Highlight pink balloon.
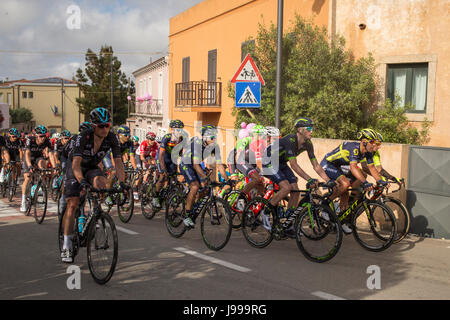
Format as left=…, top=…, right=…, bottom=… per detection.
left=127, top=96, right=132, bottom=101
left=247, top=123, right=256, bottom=131
left=241, top=122, right=247, bottom=129
left=238, top=129, right=249, bottom=139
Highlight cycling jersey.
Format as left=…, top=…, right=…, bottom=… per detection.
left=119, top=139, right=136, bottom=155
left=72, top=129, right=121, bottom=170
left=139, top=140, right=159, bottom=158
left=236, top=137, right=259, bottom=178
left=263, top=134, right=316, bottom=167
left=4, top=137, right=23, bottom=161
left=25, top=136, right=52, bottom=161
left=250, top=139, right=267, bottom=161
left=52, top=139, right=66, bottom=158
left=361, top=150, right=381, bottom=167
left=156, top=133, right=184, bottom=174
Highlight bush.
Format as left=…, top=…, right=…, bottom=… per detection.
left=10, top=107, right=33, bottom=124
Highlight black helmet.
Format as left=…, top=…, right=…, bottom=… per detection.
left=90, top=107, right=111, bottom=124
left=61, top=129, right=71, bottom=138
left=294, top=117, right=314, bottom=128
left=201, top=124, right=217, bottom=137
left=34, top=125, right=48, bottom=135
left=79, top=122, right=92, bottom=132
left=169, top=120, right=184, bottom=129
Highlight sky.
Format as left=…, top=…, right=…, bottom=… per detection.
left=0, top=0, right=204, bottom=82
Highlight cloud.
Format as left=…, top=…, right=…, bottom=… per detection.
left=0, top=0, right=203, bottom=81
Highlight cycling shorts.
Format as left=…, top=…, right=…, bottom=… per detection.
left=263, top=164, right=297, bottom=185
left=179, top=164, right=201, bottom=185
left=64, top=161, right=105, bottom=198
left=156, top=159, right=177, bottom=175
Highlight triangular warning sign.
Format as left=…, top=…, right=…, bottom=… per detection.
left=238, top=85, right=258, bottom=104
left=231, top=54, right=265, bottom=85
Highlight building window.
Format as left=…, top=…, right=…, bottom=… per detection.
left=7, top=93, right=12, bottom=106
left=148, top=76, right=152, bottom=96
left=0, top=93, right=3, bottom=103
left=22, top=91, right=27, bottom=99
left=182, top=57, right=190, bottom=83
left=241, top=40, right=255, bottom=62
left=29, top=92, right=33, bottom=99
left=387, top=63, right=428, bottom=113
left=158, top=72, right=163, bottom=101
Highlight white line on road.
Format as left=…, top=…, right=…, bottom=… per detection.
left=311, top=291, right=346, bottom=300
left=0, top=212, right=24, bottom=217
left=174, top=247, right=251, bottom=273
left=116, top=226, right=139, bottom=235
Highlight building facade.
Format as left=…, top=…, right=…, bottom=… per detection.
left=126, top=56, right=170, bottom=142
left=169, top=0, right=449, bottom=147
left=0, top=77, right=84, bottom=133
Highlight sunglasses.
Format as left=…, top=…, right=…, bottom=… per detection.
left=96, top=123, right=111, bottom=129
left=305, top=127, right=314, bottom=132
left=37, top=135, right=46, bottom=138
left=369, top=140, right=381, bottom=146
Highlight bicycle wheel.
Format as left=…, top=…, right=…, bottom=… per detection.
left=86, top=211, right=118, bottom=285
left=140, top=183, right=157, bottom=219
left=241, top=197, right=275, bottom=248
left=117, top=188, right=134, bottom=223
left=295, top=204, right=343, bottom=263
left=225, top=190, right=247, bottom=229
left=352, top=201, right=397, bottom=252
left=50, top=175, right=60, bottom=202
left=7, top=168, right=16, bottom=202
left=33, top=183, right=47, bottom=224
left=383, top=196, right=411, bottom=243
left=165, top=191, right=187, bottom=238
left=200, top=197, right=233, bottom=251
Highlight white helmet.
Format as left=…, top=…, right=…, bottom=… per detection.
left=52, top=133, right=61, bottom=139
left=264, top=126, right=280, bottom=137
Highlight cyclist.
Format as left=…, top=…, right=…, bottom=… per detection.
left=61, top=108, right=125, bottom=263
left=20, top=125, right=53, bottom=212
left=179, top=124, right=229, bottom=227
left=262, top=117, right=331, bottom=234
left=50, top=129, right=71, bottom=170
left=153, top=120, right=185, bottom=208
left=138, top=131, right=159, bottom=182
left=320, top=128, right=387, bottom=233
left=0, top=128, right=23, bottom=184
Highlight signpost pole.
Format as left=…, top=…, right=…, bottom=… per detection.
left=275, top=0, right=283, bottom=129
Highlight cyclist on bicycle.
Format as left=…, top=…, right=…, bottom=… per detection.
left=320, top=128, right=387, bottom=232
left=0, top=128, right=23, bottom=184
left=61, top=107, right=126, bottom=263
left=138, top=131, right=159, bottom=182
left=153, top=120, right=185, bottom=208
left=21, top=125, right=53, bottom=212
left=179, top=124, right=229, bottom=227
left=262, top=117, right=331, bottom=230
left=50, top=129, right=71, bottom=170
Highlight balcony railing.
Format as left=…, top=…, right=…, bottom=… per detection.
left=131, top=99, right=163, bottom=116
left=175, top=81, right=222, bottom=107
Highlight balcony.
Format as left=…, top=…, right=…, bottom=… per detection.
left=175, top=81, right=222, bottom=112
left=131, top=99, right=163, bottom=118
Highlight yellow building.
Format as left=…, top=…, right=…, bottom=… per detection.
left=0, top=77, right=84, bottom=133
left=169, top=0, right=329, bottom=137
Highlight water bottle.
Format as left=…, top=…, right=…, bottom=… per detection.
left=277, top=206, right=285, bottom=218
left=78, top=215, right=86, bottom=233
left=31, top=184, right=37, bottom=198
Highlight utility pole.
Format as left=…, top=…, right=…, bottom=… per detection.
left=61, top=79, right=65, bottom=131
left=127, top=76, right=130, bottom=118
left=275, top=0, right=283, bottom=129
left=111, top=56, right=114, bottom=126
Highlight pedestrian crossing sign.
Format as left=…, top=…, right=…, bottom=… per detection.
left=235, top=82, right=261, bottom=108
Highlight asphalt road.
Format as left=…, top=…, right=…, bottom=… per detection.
left=0, top=194, right=449, bottom=301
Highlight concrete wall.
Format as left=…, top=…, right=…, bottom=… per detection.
left=332, top=0, right=450, bottom=147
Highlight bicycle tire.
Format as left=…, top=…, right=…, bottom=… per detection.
left=86, top=211, right=118, bottom=285
left=295, top=203, right=343, bottom=263
left=384, top=196, right=411, bottom=243
left=7, top=167, right=16, bottom=202
left=33, top=182, right=47, bottom=224
left=352, top=201, right=397, bottom=252
left=24, top=182, right=33, bottom=216
left=241, top=197, right=275, bottom=249
left=117, top=187, right=134, bottom=223
left=200, top=197, right=233, bottom=251
left=140, top=183, right=157, bottom=220
left=224, top=190, right=247, bottom=229
left=165, top=191, right=187, bottom=238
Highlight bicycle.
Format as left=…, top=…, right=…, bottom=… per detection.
left=58, top=185, right=120, bottom=285
left=0, top=161, right=20, bottom=202
left=24, top=167, right=52, bottom=224
left=165, top=178, right=234, bottom=251
left=102, top=175, right=135, bottom=224
left=325, top=184, right=397, bottom=252
left=242, top=183, right=342, bottom=263
left=50, top=166, right=64, bottom=202
left=376, top=178, right=410, bottom=243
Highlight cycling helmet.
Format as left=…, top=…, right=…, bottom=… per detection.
left=79, top=121, right=92, bottom=132
left=169, top=120, right=184, bottom=129
left=357, top=128, right=378, bottom=141
left=264, top=126, right=280, bottom=137
left=117, top=125, right=131, bottom=135
left=146, top=131, right=156, bottom=140
left=61, top=129, right=71, bottom=138
left=90, top=107, right=111, bottom=124
left=53, top=133, right=61, bottom=139
left=34, top=125, right=48, bottom=135
left=201, top=124, right=217, bottom=137
left=377, top=132, right=384, bottom=142
left=251, top=124, right=265, bottom=135
left=8, top=128, right=19, bottom=137
left=131, top=135, right=139, bottom=143
left=294, top=117, right=314, bottom=128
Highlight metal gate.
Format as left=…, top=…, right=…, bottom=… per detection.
left=407, top=146, right=450, bottom=239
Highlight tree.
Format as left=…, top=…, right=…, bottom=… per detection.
left=75, top=45, right=135, bottom=125
left=10, top=107, right=33, bottom=124
left=229, top=14, right=429, bottom=144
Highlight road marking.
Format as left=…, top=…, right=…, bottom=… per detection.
left=0, top=212, right=24, bottom=217
left=116, top=226, right=139, bottom=235
left=311, top=291, right=346, bottom=300
left=174, top=247, right=251, bottom=273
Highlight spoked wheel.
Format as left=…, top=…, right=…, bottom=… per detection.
left=33, top=183, right=48, bottom=224
left=382, top=196, right=411, bottom=243
left=352, top=201, right=397, bottom=252
left=7, top=168, right=18, bottom=202
left=200, top=198, right=233, bottom=251
left=241, top=197, right=275, bottom=248
left=165, top=191, right=187, bottom=238
left=224, top=191, right=247, bottom=229
left=295, top=204, right=343, bottom=263
left=86, top=211, right=118, bottom=285
left=140, top=183, right=157, bottom=220
left=117, top=187, right=134, bottom=223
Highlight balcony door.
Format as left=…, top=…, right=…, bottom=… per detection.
left=207, top=49, right=217, bottom=105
